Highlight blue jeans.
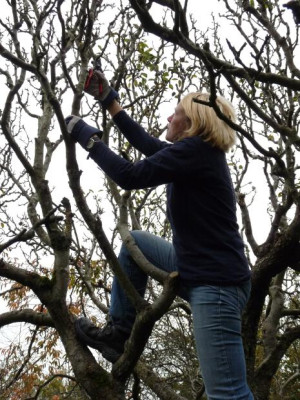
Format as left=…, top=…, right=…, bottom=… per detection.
left=110, top=231, right=253, bottom=400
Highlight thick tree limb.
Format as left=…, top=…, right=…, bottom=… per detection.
left=0, top=259, right=53, bottom=299
left=0, top=309, right=54, bottom=328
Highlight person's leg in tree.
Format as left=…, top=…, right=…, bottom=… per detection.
left=75, top=230, right=177, bottom=362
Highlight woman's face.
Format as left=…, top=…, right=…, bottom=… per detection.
left=166, top=104, right=190, bottom=142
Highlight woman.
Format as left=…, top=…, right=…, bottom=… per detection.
left=66, top=70, right=253, bottom=399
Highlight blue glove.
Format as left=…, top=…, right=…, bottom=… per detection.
left=84, top=70, right=118, bottom=109
left=65, top=115, right=103, bottom=149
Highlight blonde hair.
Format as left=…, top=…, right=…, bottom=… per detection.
left=180, top=92, right=236, bottom=152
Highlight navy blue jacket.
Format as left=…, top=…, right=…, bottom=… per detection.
left=87, top=110, right=251, bottom=286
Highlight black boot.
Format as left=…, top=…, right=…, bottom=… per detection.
left=75, top=317, right=130, bottom=363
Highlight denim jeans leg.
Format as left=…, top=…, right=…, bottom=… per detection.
left=187, top=281, right=253, bottom=400
left=110, top=230, right=177, bottom=330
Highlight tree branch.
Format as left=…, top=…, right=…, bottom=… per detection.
left=134, top=360, right=188, bottom=400
left=0, top=309, right=54, bottom=328
left=255, top=325, right=300, bottom=383
left=0, top=259, right=53, bottom=300
left=112, top=271, right=179, bottom=382
left=128, top=0, right=300, bottom=90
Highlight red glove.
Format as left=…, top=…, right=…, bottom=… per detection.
left=84, top=69, right=103, bottom=94
left=84, top=70, right=118, bottom=109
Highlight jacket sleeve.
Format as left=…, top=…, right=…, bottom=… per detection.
left=89, top=136, right=204, bottom=190
left=113, top=110, right=169, bottom=156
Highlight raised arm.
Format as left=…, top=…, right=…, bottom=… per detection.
left=84, top=70, right=168, bottom=156
left=65, top=114, right=204, bottom=191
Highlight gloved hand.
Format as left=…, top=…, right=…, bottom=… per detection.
left=65, top=115, right=103, bottom=149
left=84, top=69, right=118, bottom=109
